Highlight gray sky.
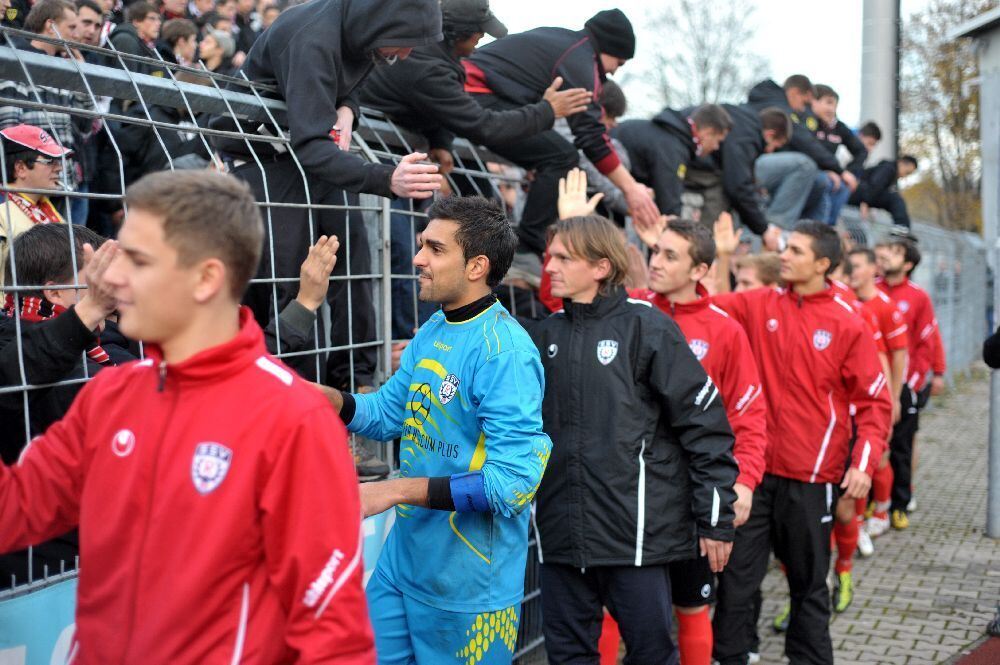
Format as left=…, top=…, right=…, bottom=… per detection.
left=487, top=0, right=931, bottom=127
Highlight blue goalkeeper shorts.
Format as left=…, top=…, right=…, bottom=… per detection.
left=367, top=566, right=520, bottom=665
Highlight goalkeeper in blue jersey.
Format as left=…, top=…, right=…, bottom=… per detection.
left=318, top=196, right=552, bottom=665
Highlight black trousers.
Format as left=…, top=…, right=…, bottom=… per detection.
left=889, top=385, right=928, bottom=511
left=234, top=157, right=377, bottom=388
left=713, top=474, right=836, bottom=665
left=871, top=191, right=911, bottom=227
left=472, top=94, right=580, bottom=256
left=541, top=563, right=678, bottom=665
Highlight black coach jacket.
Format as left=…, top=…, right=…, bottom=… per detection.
left=611, top=108, right=694, bottom=217
left=530, top=287, right=738, bottom=568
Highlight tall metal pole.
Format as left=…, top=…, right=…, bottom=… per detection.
left=980, top=34, right=1000, bottom=539
left=860, top=0, right=901, bottom=161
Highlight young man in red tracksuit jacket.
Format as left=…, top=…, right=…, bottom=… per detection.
left=710, top=221, right=892, bottom=665
left=849, top=248, right=908, bottom=539
left=0, top=171, right=374, bottom=664
left=630, top=219, right=767, bottom=665
left=875, top=236, right=944, bottom=528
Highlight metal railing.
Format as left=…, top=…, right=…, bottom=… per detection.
left=0, top=25, right=544, bottom=662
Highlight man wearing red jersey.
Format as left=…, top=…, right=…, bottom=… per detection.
left=850, top=248, right=908, bottom=537
left=0, top=171, right=373, bottom=664
left=629, top=218, right=767, bottom=665
left=710, top=220, right=892, bottom=665
left=875, top=236, right=944, bottom=529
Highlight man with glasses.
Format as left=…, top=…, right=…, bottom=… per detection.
left=1, top=125, right=69, bottom=286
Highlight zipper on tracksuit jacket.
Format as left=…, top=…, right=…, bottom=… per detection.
left=121, top=361, right=181, bottom=663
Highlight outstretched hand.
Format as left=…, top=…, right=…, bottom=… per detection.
left=391, top=153, right=442, bottom=199
left=557, top=167, right=604, bottom=220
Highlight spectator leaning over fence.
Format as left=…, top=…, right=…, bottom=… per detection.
left=627, top=215, right=767, bottom=665
left=464, top=8, right=661, bottom=270
left=612, top=104, right=733, bottom=218
left=851, top=155, right=917, bottom=228
left=710, top=221, right=892, bottom=665
left=0, top=0, right=95, bottom=224
left=1, top=125, right=69, bottom=286
left=531, top=209, right=737, bottom=665
left=359, top=0, right=590, bottom=184
left=316, top=196, right=552, bottom=665
left=0, top=170, right=375, bottom=663
left=875, top=235, right=944, bottom=529
left=745, top=75, right=831, bottom=229
left=225, top=0, right=444, bottom=393
left=688, top=104, right=796, bottom=250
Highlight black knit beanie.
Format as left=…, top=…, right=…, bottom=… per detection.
left=584, top=9, right=635, bottom=60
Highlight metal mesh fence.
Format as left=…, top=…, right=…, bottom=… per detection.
left=0, top=24, right=990, bottom=663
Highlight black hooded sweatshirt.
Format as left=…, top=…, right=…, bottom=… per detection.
left=612, top=108, right=694, bottom=216
left=467, top=27, right=620, bottom=174
left=359, top=40, right=555, bottom=151
left=236, top=0, right=442, bottom=196
left=746, top=79, right=841, bottom=173
left=712, top=103, right=770, bottom=235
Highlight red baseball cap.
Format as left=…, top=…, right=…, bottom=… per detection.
left=0, top=124, right=72, bottom=157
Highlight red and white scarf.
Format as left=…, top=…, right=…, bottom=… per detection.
left=1, top=191, right=63, bottom=226
left=3, top=294, right=111, bottom=365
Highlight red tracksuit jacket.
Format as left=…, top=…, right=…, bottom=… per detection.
left=0, top=308, right=374, bottom=664
left=877, top=277, right=942, bottom=391
left=860, top=289, right=908, bottom=356
left=712, top=286, right=892, bottom=484
left=631, top=285, right=768, bottom=491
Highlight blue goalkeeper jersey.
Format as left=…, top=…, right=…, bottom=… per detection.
left=349, top=299, right=551, bottom=612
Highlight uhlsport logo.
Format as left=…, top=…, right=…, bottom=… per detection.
left=813, top=329, right=833, bottom=351
left=767, top=318, right=779, bottom=332
left=191, top=443, right=233, bottom=494
left=596, top=340, right=619, bottom=366
left=689, top=339, right=710, bottom=361
left=547, top=343, right=558, bottom=358
left=111, top=429, right=136, bottom=457
left=438, top=373, right=460, bottom=405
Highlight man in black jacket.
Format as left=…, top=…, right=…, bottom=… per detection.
left=108, top=1, right=166, bottom=75
left=747, top=75, right=855, bottom=228
left=532, top=214, right=738, bottom=664
left=359, top=0, right=590, bottom=178
left=227, top=0, right=444, bottom=390
left=465, top=9, right=660, bottom=262
left=613, top=103, right=732, bottom=217
left=0, top=226, right=128, bottom=590
left=850, top=155, right=917, bottom=227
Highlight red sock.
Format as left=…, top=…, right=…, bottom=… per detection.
left=676, top=607, right=713, bottom=665
left=855, top=497, right=867, bottom=517
left=597, top=611, right=620, bottom=665
left=834, top=519, right=858, bottom=574
left=873, top=464, right=893, bottom=506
